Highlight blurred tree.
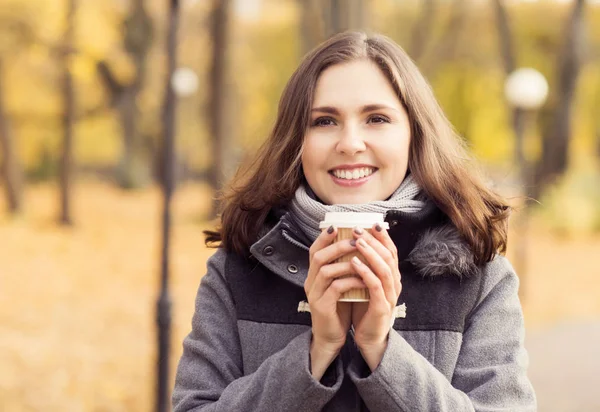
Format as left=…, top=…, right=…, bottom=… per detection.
left=328, top=0, right=366, bottom=34
left=97, top=0, right=153, bottom=189
left=300, top=0, right=326, bottom=55
left=423, top=0, right=472, bottom=142
left=59, top=0, right=76, bottom=225
left=595, top=85, right=600, bottom=160
left=494, top=0, right=587, bottom=200
left=534, top=0, right=586, bottom=198
left=0, top=4, right=36, bottom=214
left=207, top=0, right=231, bottom=218
left=421, top=0, right=467, bottom=77
left=596, top=129, right=600, bottom=162
left=299, top=0, right=366, bottom=54
left=0, top=58, right=23, bottom=214
left=493, top=0, right=527, bottom=190
left=409, top=0, right=436, bottom=63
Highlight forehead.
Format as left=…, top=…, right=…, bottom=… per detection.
left=312, top=59, right=402, bottom=110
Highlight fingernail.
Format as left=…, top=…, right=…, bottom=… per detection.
left=352, top=256, right=362, bottom=265
left=353, top=227, right=363, bottom=235
left=327, top=225, right=334, bottom=234
left=350, top=239, right=356, bottom=247
left=375, top=223, right=382, bottom=232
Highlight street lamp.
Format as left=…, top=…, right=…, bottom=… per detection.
left=156, top=65, right=198, bottom=412
left=505, top=68, right=549, bottom=111
left=504, top=68, right=548, bottom=296
left=155, top=1, right=181, bottom=412
left=171, top=67, right=199, bottom=97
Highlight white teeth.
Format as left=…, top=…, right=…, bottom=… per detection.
left=332, top=167, right=375, bottom=180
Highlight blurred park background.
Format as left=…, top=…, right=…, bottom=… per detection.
left=1, top=0, right=599, bottom=411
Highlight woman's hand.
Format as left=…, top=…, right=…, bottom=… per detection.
left=350, top=224, right=402, bottom=371
left=304, top=226, right=366, bottom=379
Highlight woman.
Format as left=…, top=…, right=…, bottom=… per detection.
left=172, top=31, right=537, bottom=411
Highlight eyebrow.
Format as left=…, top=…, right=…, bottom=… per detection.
left=311, top=104, right=400, bottom=115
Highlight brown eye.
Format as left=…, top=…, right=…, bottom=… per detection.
left=312, top=117, right=336, bottom=127
left=368, top=115, right=390, bottom=124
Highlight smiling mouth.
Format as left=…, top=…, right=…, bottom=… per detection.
left=328, top=167, right=378, bottom=180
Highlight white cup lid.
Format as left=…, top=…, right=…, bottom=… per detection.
left=318, top=212, right=390, bottom=229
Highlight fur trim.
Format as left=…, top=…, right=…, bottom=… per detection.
left=407, top=225, right=478, bottom=279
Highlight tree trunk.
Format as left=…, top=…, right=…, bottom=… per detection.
left=493, top=0, right=527, bottom=194
left=208, top=0, right=231, bottom=219
left=59, top=0, right=76, bottom=226
left=299, top=0, right=366, bottom=56
left=329, top=0, right=366, bottom=34
left=0, top=58, right=23, bottom=214
left=493, top=0, right=532, bottom=297
left=594, top=81, right=600, bottom=160
left=116, top=0, right=153, bottom=189
left=596, top=128, right=600, bottom=161
left=421, top=0, right=467, bottom=77
left=409, top=0, right=436, bottom=63
left=299, top=0, right=327, bottom=55
left=533, top=0, right=585, bottom=198
left=493, top=0, right=515, bottom=74
left=116, top=87, right=143, bottom=188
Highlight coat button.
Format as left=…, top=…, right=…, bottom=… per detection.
left=287, top=264, right=298, bottom=274
left=263, top=245, right=274, bottom=256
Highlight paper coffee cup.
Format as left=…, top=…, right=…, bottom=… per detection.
left=319, top=212, right=389, bottom=302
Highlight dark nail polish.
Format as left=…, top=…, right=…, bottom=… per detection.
left=327, top=225, right=334, bottom=234
left=353, top=227, right=363, bottom=235
left=375, top=223, right=382, bottom=232
left=350, top=239, right=357, bottom=247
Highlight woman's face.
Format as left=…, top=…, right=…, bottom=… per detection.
left=301, top=59, right=412, bottom=205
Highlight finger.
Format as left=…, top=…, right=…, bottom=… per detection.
left=352, top=226, right=392, bottom=263
left=360, top=225, right=401, bottom=295
left=371, top=223, right=402, bottom=295
left=308, top=239, right=358, bottom=290
left=310, top=225, right=337, bottom=260
left=309, top=262, right=357, bottom=300
left=371, top=223, right=398, bottom=259
left=318, top=276, right=367, bottom=307
left=354, top=237, right=396, bottom=304
left=351, top=256, right=390, bottom=314
left=306, top=226, right=338, bottom=290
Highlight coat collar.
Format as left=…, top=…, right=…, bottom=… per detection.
left=250, top=219, right=308, bottom=288
left=249, top=201, right=479, bottom=288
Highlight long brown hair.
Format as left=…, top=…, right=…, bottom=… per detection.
left=205, top=31, right=510, bottom=266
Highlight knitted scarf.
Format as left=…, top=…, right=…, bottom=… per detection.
left=288, top=174, right=426, bottom=243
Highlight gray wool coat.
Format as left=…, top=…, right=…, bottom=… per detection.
left=172, top=202, right=537, bottom=411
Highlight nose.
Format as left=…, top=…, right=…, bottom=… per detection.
left=335, top=124, right=366, bottom=156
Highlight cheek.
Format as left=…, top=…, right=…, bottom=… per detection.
left=377, top=135, right=410, bottom=163
left=376, top=136, right=410, bottom=181
left=301, top=134, right=323, bottom=169
left=300, top=143, right=311, bottom=171
left=300, top=141, right=317, bottom=184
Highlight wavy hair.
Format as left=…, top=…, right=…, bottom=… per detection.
left=205, top=31, right=510, bottom=266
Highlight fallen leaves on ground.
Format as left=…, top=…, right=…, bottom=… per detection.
left=1, top=180, right=598, bottom=411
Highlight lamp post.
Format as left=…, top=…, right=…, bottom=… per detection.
left=155, top=1, right=182, bottom=412
left=155, top=64, right=198, bottom=412
left=504, top=68, right=548, bottom=296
